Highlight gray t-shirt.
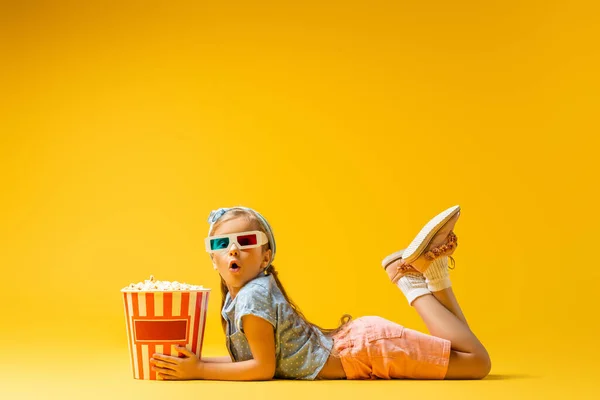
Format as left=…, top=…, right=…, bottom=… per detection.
left=222, top=274, right=334, bottom=380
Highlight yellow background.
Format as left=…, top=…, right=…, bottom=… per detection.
left=1, top=1, right=599, bottom=398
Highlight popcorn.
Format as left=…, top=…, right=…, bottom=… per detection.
left=122, top=276, right=205, bottom=292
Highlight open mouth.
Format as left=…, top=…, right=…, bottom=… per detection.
left=229, top=262, right=241, bottom=272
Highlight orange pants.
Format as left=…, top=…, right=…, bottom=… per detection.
left=331, top=316, right=451, bottom=380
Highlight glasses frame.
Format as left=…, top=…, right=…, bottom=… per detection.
left=204, top=230, right=269, bottom=253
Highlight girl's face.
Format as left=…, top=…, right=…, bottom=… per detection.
left=210, top=216, right=272, bottom=299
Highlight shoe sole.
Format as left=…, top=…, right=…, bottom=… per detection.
left=381, top=249, right=405, bottom=269
left=401, top=205, right=461, bottom=265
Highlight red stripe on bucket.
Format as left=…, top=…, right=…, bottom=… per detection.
left=181, top=292, right=189, bottom=317
left=149, top=343, right=156, bottom=380
left=132, top=293, right=144, bottom=379
left=191, top=293, right=202, bottom=354
left=181, top=293, right=190, bottom=346
left=146, top=293, right=154, bottom=317
left=131, top=292, right=139, bottom=317
left=199, top=292, right=209, bottom=355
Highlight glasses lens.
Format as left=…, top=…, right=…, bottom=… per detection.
left=210, top=237, right=230, bottom=250
left=236, top=233, right=258, bottom=247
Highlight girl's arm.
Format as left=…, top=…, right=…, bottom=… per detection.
left=201, top=356, right=232, bottom=363
left=199, top=314, right=276, bottom=381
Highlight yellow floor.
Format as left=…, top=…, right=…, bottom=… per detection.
left=2, top=345, right=598, bottom=400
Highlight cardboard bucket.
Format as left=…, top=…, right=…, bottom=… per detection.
left=121, top=288, right=211, bottom=380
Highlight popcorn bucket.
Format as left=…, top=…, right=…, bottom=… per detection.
left=121, top=285, right=211, bottom=380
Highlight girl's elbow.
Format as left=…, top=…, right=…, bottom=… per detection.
left=249, top=359, right=275, bottom=380
left=258, top=363, right=276, bottom=380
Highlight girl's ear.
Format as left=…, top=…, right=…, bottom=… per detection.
left=262, top=249, right=272, bottom=267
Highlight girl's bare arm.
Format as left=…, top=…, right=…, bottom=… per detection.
left=201, top=356, right=232, bottom=363
left=199, top=315, right=276, bottom=381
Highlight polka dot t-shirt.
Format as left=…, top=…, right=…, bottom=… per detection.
left=221, top=274, right=334, bottom=380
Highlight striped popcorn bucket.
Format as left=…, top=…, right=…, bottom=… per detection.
left=121, top=288, right=211, bottom=380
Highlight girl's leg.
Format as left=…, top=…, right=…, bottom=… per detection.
left=422, top=257, right=469, bottom=326
left=412, top=293, right=490, bottom=379
left=394, top=257, right=470, bottom=326
left=431, top=287, right=469, bottom=327
left=394, top=256, right=490, bottom=379
left=387, top=206, right=490, bottom=378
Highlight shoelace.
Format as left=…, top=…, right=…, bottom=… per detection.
left=424, top=231, right=458, bottom=261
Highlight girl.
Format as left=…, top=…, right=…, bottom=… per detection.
left=150, top=205, right=491, bottom=381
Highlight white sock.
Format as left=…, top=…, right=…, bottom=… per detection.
left=423, top=256, right=452, bottom=292
left=396, top=273, right=431, bottom=306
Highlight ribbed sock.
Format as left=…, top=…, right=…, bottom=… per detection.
left=396, top=273, right=431, bottom=305
left=423, top=256, right=452, bottom=292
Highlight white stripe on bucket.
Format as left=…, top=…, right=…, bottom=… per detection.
left=123, top=294, right=133, bottom=378
left=154, top=292, right=163, bottom=317
left=127, top=292, right=139, bottom=379
left=142, top=344, right=149, bottom=379
left=172, top=292, right=181, bottom=316
left=188, top=291, right=197, bottom=350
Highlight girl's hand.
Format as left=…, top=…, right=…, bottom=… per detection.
left=150, top=345, right=204, bottom=380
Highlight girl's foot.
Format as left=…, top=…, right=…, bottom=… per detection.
left=383, top=256, right=423, bottom=284
left=402, top=205, right=460, bottom=273
left=382, top=251, right=432, bottom=305
left=388, top=205, right=460, bottom=276
left=382, top=249, right=405, bottom=283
